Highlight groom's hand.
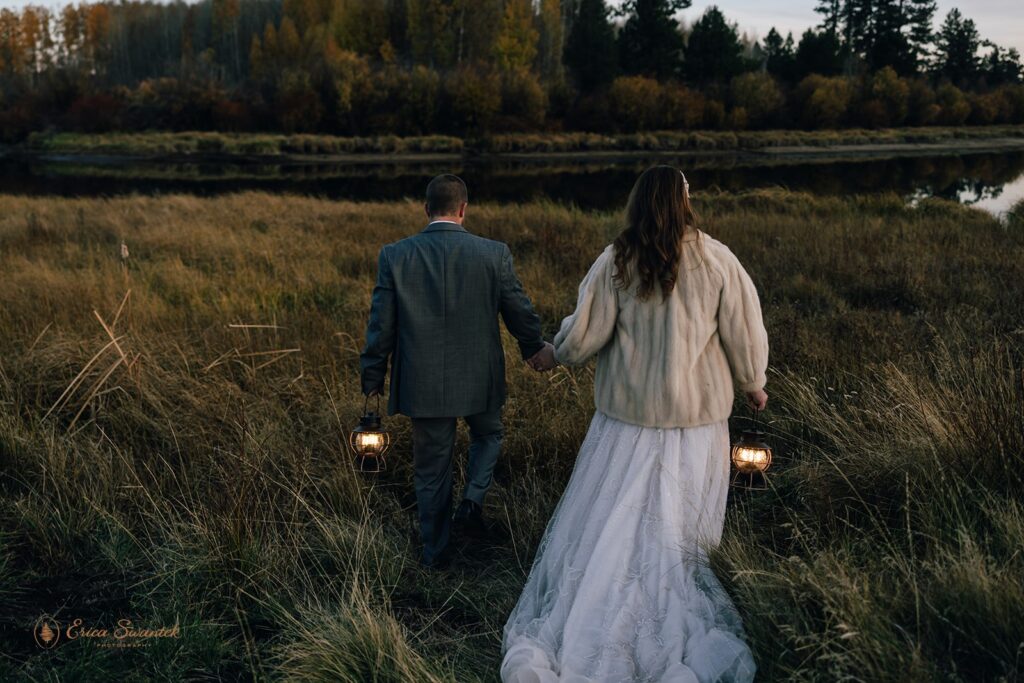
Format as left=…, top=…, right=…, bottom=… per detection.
left=365, top=387, right=383, bottom=398
left=526, top=342, right=557, bottom=372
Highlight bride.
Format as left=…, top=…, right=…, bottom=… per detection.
left=501, top=165, right=768, bottom=683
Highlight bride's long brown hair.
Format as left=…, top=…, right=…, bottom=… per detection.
left=612, top=165, right=701, bottom=301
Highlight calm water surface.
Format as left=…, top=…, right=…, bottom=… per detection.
left=2, top=149, right=1022, bottom=218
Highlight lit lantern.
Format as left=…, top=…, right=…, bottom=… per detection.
left=731, top=409, right=773, bottom=489
left=349, top=396, right=391, bottom=473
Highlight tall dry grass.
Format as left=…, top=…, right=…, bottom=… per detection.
left=0, top=190, right=1021, bottom=680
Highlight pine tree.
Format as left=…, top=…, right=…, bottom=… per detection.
left=837, top=0, right=936, bottom=75
left=684, top=6, right=746, bottom=85
left=793, top=28, right=843, bottom=79
left=763, top=27, right=796, bottom=81
left=840, top=0, right=872, bottom=55
left=906, top=0, right=937, bottom=71
left=983, top=43, right=1023, bottom=86
left=813, top=0, right=841, bottom=36
left=563, top=0, right=617, bottom=91
left=935, top=9, right=980, bottom=86
left=863, top=0, right=916, bottom=74
left=617, top=0, right=689, bottom=80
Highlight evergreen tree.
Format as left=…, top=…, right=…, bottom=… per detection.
left=863, top=0, right=916, bottom=74
left=935, top=9, right=980, bottom=86
left=835, top=0, right=936, bottom=75
left=814, top=0, right=841, bottom=36
left=763, top=27, right=783, bottom=58
left=793, top=28, right=843, bottom=79
left=839, top=0, right=872, bottom=56
left=763, top=27, right=796, bottom=81
left=905, top=0, right=937, bottom=71
left=617, top=0, right=689, bottom=80
left=563, top=0, right=618, bottom=91
left=684, top=6, right=746, bottom=84
left=983, top=43, right=1023, bottom=85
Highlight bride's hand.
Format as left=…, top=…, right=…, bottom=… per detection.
left=527, top=342, right=557, bottom=372
left=745, top=389, right=767, bottom=412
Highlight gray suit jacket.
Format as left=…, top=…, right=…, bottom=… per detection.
left=359, top=220, right=545, bottom=418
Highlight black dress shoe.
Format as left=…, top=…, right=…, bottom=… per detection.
left=419, top=546, right=452, bottom=570
left=454, top=499, right=513, bottom=545
left=453, top=499, right=488, bottom=539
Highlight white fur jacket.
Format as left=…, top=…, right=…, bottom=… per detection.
left=553, top=230, right=769, bottom=428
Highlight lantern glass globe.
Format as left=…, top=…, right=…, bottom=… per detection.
left=354, top=431, right=384, bottom=453
left=731, top=444, right=771, bottom=473
left=349, top=402, right=391, bottom=473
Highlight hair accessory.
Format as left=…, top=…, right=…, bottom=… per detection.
left=679, top=169, right=690, bottom=198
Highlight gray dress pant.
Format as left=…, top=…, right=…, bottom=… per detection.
left=410, top=407, right=503, bottom=564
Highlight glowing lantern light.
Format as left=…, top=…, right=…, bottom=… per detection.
left=349, top=396, right=391, bottom=473
left=731, top=408, right=773, bottom=489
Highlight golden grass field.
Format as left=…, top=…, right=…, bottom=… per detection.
left=0, top=189, right=1022, bottom=681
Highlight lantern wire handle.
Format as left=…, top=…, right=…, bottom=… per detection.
left=363, top=393, right=382, bottom=415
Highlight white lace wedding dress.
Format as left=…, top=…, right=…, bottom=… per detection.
left=501, top=410, right=757, bottom=683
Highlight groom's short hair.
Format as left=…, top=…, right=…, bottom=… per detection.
left=426, top=174, right=468, bottom=217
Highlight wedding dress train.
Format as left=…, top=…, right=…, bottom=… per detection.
left=501, top=411, right=757, bottom=683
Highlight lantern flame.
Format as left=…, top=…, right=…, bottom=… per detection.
left=734, top=446, right=770, bottom=467
left=355, top=432, right=384, bottom=453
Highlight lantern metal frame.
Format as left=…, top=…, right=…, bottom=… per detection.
left=349, top=394, right=391, bottom=473
left=730, top=407, right=773, bottom=490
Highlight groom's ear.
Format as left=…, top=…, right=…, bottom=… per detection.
left=458, top=201, right=467, bottom=218
left=424, top=202, right=431, bottom=220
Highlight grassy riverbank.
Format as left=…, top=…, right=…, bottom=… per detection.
left=18, top=124, right=1024, bottom=158
left=1, top=191, right=1022, bottom=681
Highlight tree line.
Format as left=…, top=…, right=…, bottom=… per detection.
left=0, top=0, right=1021, bottom=141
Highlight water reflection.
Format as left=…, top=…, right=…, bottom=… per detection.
left=1, top=150, right=1022, bottom=216
left=967, top=174, right=1024, bottom=216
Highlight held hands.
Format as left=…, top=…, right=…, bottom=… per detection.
left=745, top=388, right=768, bottom=412
left=526, top=342, right=558, bottom=372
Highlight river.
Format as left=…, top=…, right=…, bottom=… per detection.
left=2, top=148, right=1022, bottom=218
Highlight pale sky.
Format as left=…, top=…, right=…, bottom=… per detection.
left=663, top=0, right=1024, bottom=54
left=0, top=0, right=1021, bottom=54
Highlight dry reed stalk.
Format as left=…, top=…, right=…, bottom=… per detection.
left=234, top=348, right=302, bottom=358
left=246, top=348, right=301, bottom=372
left=44, top=290, right=140, bottom=429
left=27, top=322, right=52, bottom=355
left=95, top=301, right=141, bottom=383
left=68, top=353, right=125, bottom=430
left=0, top=359, right=10, bottom=400
left=202, top=348, right=239, bottom=372
left=43, top=336, right=124, bottom=420
left=109, top=289, right=131, bottom=329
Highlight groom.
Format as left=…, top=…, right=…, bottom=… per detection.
left=359, top=174, right=555, bottom=569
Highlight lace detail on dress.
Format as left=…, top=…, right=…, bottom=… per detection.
left=501, top=411, right=756, bottom=683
